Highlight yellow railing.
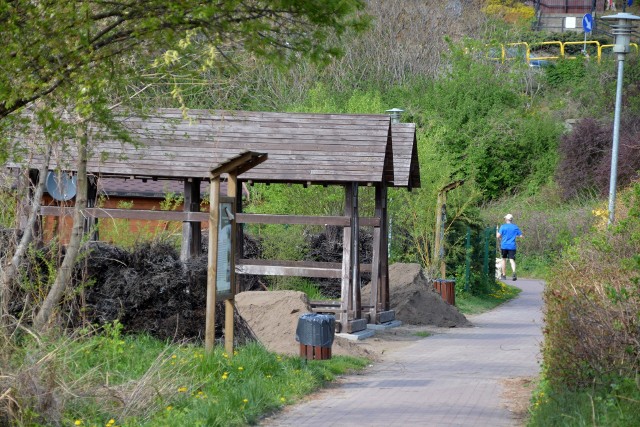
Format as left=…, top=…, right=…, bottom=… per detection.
left=600, top=43, right=639, bottom=57
left=488, top=40, right=639, bottom=66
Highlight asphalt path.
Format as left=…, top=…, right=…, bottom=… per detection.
left=260, top=278, right=544, bottom=427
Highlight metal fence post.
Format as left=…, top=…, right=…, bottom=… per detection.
left=465, top=226, right=471, bottom=291
left=483, top=227, right=490, bottom=278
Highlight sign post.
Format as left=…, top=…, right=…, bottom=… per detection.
left=582, top=13, right=593, bottom=54
left=205, top=151, right=267, bottom=354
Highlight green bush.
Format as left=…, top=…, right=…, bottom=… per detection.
left=542, top=182, right=640, bottom=390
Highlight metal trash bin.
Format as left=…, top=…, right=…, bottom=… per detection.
left=433, top=279, right=456, bottom=306
left=296, top=313, right=335, bottom=360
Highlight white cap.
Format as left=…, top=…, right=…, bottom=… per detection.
left=504, top=213, right=513, bottom=220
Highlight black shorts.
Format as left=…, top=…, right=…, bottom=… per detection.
left=501, top=249, right=516, bottom=260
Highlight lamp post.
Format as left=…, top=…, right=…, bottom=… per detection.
left=602, top=13, right=640, bottom=225
left=385, top=107, right=404, bottom=124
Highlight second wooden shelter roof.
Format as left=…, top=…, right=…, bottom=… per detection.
left=94, top=109, right=395, bottom=185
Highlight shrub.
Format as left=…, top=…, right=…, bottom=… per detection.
left=542, top=181, right=640, bottom=389
left=557, top=117, right=640, bottom=201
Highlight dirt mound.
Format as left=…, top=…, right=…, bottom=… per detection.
left=363, top=263, right=471, bottom=328
left=235, top=290, right=376, bottom=360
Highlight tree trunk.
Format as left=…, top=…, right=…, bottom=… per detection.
left=0, top=145, right=52, bottom=330
left=34, top=130, right=88, bottom=331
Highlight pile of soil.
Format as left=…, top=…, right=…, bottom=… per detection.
left=367, top=263, right=472, bottom=328
left=235, top=290, right=376, bottom=359
left=235, top=263, right=470, bottom=359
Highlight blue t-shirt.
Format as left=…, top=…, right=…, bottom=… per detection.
left=499, top=223, right=522, bottom=250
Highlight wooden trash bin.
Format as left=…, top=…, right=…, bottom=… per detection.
left=299, top=343, right=332, bottom=360
left=433, top=279, right=456, bottom=306
left=296, top=313, right=335, bottom=360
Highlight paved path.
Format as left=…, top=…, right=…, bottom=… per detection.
left=261, top=278, right=544, bottom=427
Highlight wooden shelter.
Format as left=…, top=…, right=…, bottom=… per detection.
left=11, top=109, right=420, bottom=334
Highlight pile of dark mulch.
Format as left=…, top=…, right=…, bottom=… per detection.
left=305, top=225, right=373, bottom=298
left=70, top=241, right=255, bottom=344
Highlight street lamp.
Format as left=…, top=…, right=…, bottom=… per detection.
left=602, top=13, right=640, bottom=225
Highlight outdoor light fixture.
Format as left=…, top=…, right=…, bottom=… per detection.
left=601, top=12, right=640, bottom=225
left=385, top=108, right=404, bottom=124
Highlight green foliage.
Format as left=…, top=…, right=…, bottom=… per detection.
left=0, top=188, right=16, bottom=229
left=418, top=43, right=562, bottom=200
left=542, top=181, right=640, bottom=391
left=2, top=329, right=367, bottom=426
left=455, top=282, right=521, bottom=315
left=545, top=58, right=587, bottom=88
left=268, top=277, right=329, bottom=300
left=529, top=377, right=640, bottom=427
left=96, top=193, right=186, bottom=249
left=0, top=0, right=369, bottom=121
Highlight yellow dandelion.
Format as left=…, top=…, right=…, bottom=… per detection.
left=223, top=353, right=229, bottom=358
left=238, top=366, right=244, bottom=371
left=171, top=354, right=177, bottom=359
left=106, top=419, right=115, bottom=427
left=243, top=398, right=249, bottom=403
left=75, top=421, right=83, bottom=426
left=280, top=397, right=286, bottom=403
left=166, top=406, right=173, bottom=411
left=178, top=386, right=188, bottom=393
left=266, top=374, right=272, bottom=378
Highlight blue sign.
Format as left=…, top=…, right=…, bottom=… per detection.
left=630, top=0, right=634, bottom=7
left=582, top=13, right=593, bottom=33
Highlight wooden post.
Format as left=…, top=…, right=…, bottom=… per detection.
left=433, top=181, right=463, bottom=280
left=180, top=178, right=202, bottom=262
left=225, top=174, right=237, bottom=357
left=380, top=183, right=390, bottom=311
left=234, top=180, right=244, bottom=293
left=205, top=176, right=220, bottom=352
left=369, top=184, right=382, bottom=321
left=437, top=198, right=446, bottom=279
left=85, top=175, right=98, bottom=240
left=350, top=183, right=361, bottom=319
left=340, top=184, right=353, bottom=331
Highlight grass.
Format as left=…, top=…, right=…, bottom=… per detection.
left=518, top=254, right=553, bottom=280
left=455, top=282, right=522, bottom=315
left=2, top=322, right=369, bottom=427
left=413, top=331, right=431, bottom=338
left=529, top=377, right=640, bottom=427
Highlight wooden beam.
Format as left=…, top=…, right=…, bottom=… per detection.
left=237, top=260, right=340, bottom=278
left=40, top=206, right=209, bottom=222
left=236, top=213, right=380, bottom=227
left=40, top=206, right=380, bottom=227
left=210, top=151, right=268, bottom=178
